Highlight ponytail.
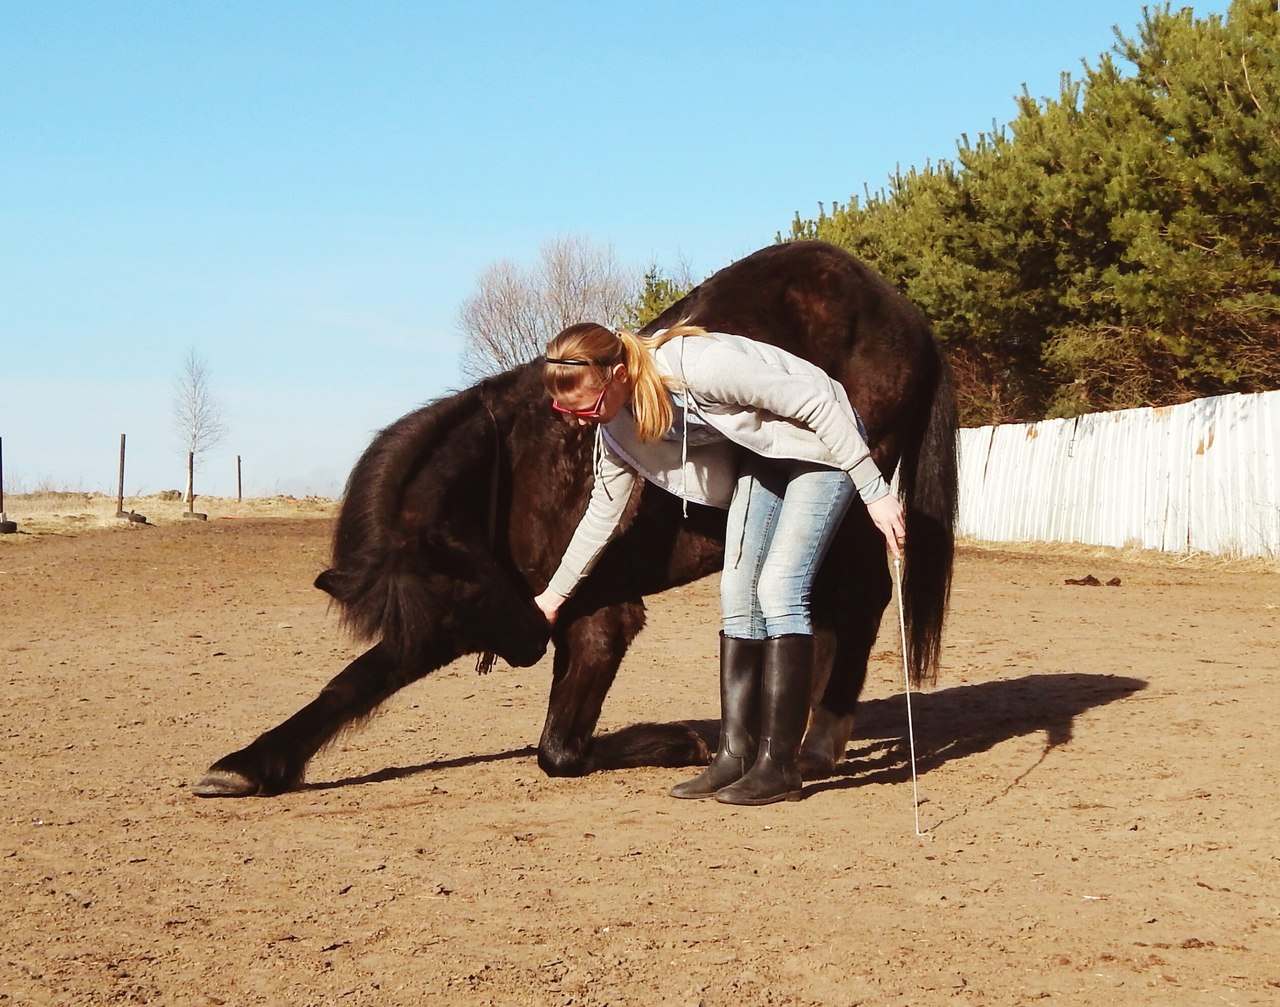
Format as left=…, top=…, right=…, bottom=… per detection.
left=544, top=321, right=710, bottom=442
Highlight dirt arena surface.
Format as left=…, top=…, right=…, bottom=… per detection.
left=2, top=516, right=1277, bottom=1006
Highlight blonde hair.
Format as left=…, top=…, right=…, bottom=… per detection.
left=544, top=322, right=708, bottom=441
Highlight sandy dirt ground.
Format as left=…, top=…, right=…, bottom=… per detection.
left=1, top=515, right=1277, bottom=1006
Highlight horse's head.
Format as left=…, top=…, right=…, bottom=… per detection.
left=414, top=526, right=550, bottom=669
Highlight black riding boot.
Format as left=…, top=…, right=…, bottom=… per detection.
left=715, top=634, right=813, bottom=806
left=669, top=634, right=763, bottom=799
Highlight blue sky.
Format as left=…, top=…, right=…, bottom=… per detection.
left=1, top=0, right=1229, bottom=499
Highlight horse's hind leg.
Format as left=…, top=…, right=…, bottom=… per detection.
left=194, top=643, right=414, bottom=797
left=800, top=516, right=892, bottom=777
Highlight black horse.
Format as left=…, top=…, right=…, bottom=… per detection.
left=195, top=240, right=957, bottom=797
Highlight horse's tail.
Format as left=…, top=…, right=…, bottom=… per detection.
left=898, top=340, right=958, bottom=687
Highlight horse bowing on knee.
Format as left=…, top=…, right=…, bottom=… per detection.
left=194, top=240, right=957, bottom=798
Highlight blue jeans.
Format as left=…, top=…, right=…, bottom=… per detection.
left=720, top=456, right=855, bottom=639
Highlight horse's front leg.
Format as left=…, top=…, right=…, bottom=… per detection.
left=536, top=599, right=712, bottom=777
left=536, top=602, right=640, bottom=777
left=194, top=642, right=421, bottom=797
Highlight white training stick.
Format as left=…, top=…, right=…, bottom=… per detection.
left=893, top=555, right=925, bottom=837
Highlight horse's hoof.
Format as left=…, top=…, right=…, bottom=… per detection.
left=798, top=751, right=837, bottom=780
left=191, top=768, right=263, bottom=798
left=800, top=708, right=854, bottom=779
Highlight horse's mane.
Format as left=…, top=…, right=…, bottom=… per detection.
left=333, top=386, right=481, bottom=565
left=318, top=362, right=551, bottom=653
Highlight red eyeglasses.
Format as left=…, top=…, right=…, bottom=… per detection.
left=551, top=372, right=614, bottom=419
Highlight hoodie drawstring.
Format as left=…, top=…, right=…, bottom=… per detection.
left=732, top=476, right=751, bottom=569
left=680, top=391, right=689, bottom=518
left=679, top=339, right=689, bottom=517
left=593, top=424, right=611, bottom=500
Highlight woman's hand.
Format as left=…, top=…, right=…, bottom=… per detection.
left=866, top=494, right=906, bottom=558
left=533, top=587, right=567, bottom=625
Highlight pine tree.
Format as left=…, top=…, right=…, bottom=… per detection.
left=788, top=0, right=1280, bottom=424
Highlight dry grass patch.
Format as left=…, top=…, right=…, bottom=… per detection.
left=958, top=535, right=1278, bottom=573
left=0, top=491, right=337, bottom=541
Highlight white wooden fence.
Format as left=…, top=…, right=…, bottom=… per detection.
left=956, top=389, right=1280, bottom=558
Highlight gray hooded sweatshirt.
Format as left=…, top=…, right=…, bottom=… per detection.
left=546, top=331, right=889, bottom=599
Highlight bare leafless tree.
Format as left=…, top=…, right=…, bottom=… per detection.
left=173, top=349, right=227, bottom=501
left=459, top=235, right=638, bottom=379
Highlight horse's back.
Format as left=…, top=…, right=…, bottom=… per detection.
left=647, top=240, right=938, bottom=445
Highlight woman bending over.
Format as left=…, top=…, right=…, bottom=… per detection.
left=534, top=322, right=904, bottom=806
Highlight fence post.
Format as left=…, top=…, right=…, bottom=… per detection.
left=116, top=433, right=127, bottom=517
left=0, top=436, right=17, bottom=533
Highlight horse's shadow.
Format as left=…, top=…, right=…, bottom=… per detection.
left=304, top=746, right=539, bottom=792
left=809, top=671, right=1147, bottom=793
left=642, top=672, right=1146, bottom=791
left=306, top=672, right=1144, bottom=794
